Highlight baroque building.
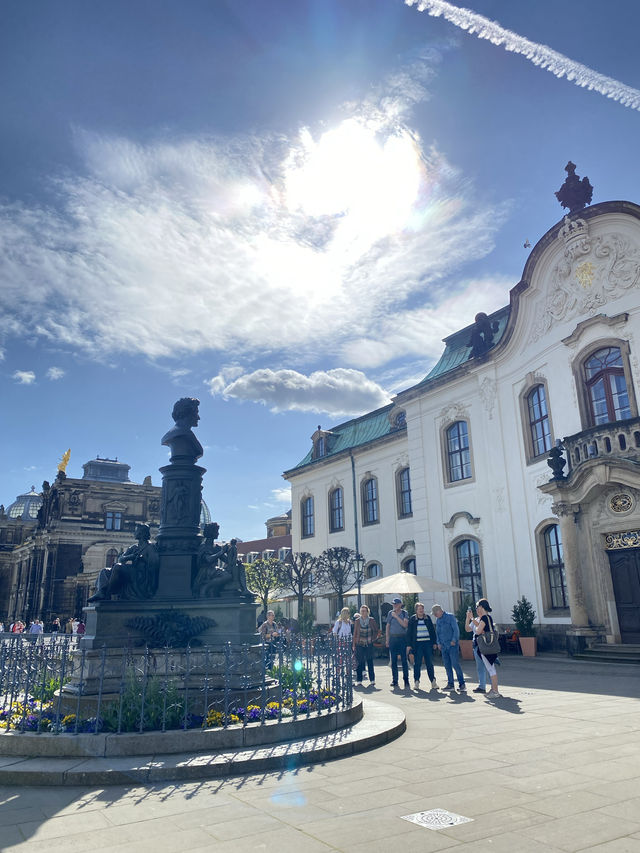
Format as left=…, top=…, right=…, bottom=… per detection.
left=0, top=457, right=212, bottom=625
left=284, top=189, right=640, bottom=651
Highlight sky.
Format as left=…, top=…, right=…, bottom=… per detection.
left=1, top=0, right=640, bottom=540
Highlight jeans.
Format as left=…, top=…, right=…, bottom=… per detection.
left=355, top=643, right=375, bottom=682
left=473, top=645, right=487, bottom=689
left=388, top=636, right=409, bottom=684
left=413, top=641, right=435, bottom=682
left=440, top=643, right=465, bottom=687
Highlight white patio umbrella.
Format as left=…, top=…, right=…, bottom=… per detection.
left=344, top=570, right=464, bottom=596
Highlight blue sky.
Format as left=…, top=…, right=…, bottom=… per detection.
left=1, top=0, right=639, bottom=539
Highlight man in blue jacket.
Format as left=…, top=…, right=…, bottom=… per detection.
left=432, top=604, right=466, bottom=691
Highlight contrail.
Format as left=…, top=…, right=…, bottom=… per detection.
left=406, top=0, right=640, bottom=111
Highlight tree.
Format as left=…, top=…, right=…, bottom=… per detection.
left=316, top=546, right=357, bottom=612
left=244, top=557, right=283, bottom=614
left=278, top=551, right=317, bottom=623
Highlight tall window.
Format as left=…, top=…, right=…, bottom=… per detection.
left=105, top=511, right=122, bottom=531
left=329, top=487, right=344, bottom=532
left=105, top=548, right=119, bottom=568
left=315, top=436, right=326, bottom=458
left=543, top=524, right=568, bottom=609
left=362, top=477, right=379, bottom=525
left=585, top=346, right=631, bottom=425
left=366, top=562, right=381, bottom=579
left=397, top=467, right=412, bottom=518
left=402, top=557, right=416, bottom=575
left=455, top=539, right=483, bottom=599
left=527, top=385, right=552, bottom=457
left=446, top=421, right=471, bottom=482
left=301, top=496, right=314, bottom=538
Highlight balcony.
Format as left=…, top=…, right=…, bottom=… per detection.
left=563, top=416, right=640, bottom=475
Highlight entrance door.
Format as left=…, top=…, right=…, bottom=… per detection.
left=607, top=549, right=640, bottom=643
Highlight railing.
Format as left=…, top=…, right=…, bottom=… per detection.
left=0, top=634, right=353, bottom=735
left=563, top=416, right=640, bottom=474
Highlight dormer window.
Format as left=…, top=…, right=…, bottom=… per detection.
left=311, top=425, right=333, bottom=460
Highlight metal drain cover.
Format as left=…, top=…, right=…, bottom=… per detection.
left=401, top=808, right=473, bottom=830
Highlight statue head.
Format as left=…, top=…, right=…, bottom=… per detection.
left=134, top=522, right=151, bottom=542
left=172, top=397, right=200, bottom=428
left=204, top=522, right=220, bottom=540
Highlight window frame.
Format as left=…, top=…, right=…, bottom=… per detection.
left=361, top=476, right=379, bottom=526
left=402, top=557, right=416, bottom=575
left=572, top=339, right=637, bottom=429
left=328, top=486, right=344, bottom=533
left=452, top=537, right=483, bottom=601
left=520, top=378, right=555, bottom=464
left=443, top=420, right=473, bottom=485
left=301, top=495, right=315, bottom=538
left=105, top=511, right=122, bottom=531
left=396, top=467, right=413, bottom=518
left=535, top=520, right=570, bottom=616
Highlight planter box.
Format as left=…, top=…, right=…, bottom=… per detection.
left=459, top=639, right=475, bottom=660
left=519, top=636, right=537, bottom=656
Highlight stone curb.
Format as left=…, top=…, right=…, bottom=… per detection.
left=0, top=699, right=405, bottom=786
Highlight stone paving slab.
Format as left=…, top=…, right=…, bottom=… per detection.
left=1, top=654, right=639, bottom=851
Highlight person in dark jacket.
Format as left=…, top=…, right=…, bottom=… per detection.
left=406, top=602, right=438, bottom=690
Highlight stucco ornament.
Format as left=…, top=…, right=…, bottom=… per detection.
left=609, top=493, right=634, bottom=514
left=439, top=402, right=470, bottom=428
left=479, top=376, right=497, bottom=419
left=530, top=218, right=640, bottom=342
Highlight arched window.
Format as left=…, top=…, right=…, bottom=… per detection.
left=584, top=346, right=631, bottom=425
left=362, top=477, right=379, bottom=525
left=446, top=421, right=471, bottom=482
left=329, top=487, right=344, bottom=532
left=543, top=524, right=568, bottom=609
left=402, top=557, right=416, bottom=575
left=105, top=548, right=118, bottom=568
left=455, top=539, right=483, bottom=599
left=527, top=385, right=552, bottom=457
left=301, top=496, right=314, bottom=538
left=366, top=562, right=381, bottom=579
left=396, top=467, right=412, bottom=518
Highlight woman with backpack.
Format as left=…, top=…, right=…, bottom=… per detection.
left=474, top=598, right=501, bottom=699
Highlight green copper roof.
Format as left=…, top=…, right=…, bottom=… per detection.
left=421, top=304, right=511, bottom=383
left=288, top=404, right=399, bottom=472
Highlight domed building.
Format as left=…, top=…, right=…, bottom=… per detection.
left=0, top=456, right=212, bottom=626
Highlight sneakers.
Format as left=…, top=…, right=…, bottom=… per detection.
left=370, top=682, right=375, bottom=687
left=403, top=680, right=410, bottom=689
left=486, top=689, right=502, bottom=698
left=390, top=681, right=399, bottom=688
left=414, top=680, right=420, bottom=689
left=473, top=686, right=486, bottom=694
left=355, top=680, right=362, bottom=685
left=444, top=683, right=455, bottom=690
left=431, top=678, right=438, bottom=689
left=458, top=685, right=466, bottom=692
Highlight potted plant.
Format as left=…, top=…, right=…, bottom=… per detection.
left=455, top=595, right=475, bottom=660
left=511, top=595, right=537, bottom=656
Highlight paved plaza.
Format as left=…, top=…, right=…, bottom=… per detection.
left=1, top=654, right=639, bottom=852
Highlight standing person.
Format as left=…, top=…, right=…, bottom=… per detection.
left=432, top=604, right=466, bottom=692
left=29, top=620, right=43, bottom=635
left=407, top=602, right=438, bottom=690
left=50, top=617, right=61, bottom=633
left=76, top=620, right=86, bottom=636
left=332, top=607, right=353, bottom=638
left=65, top=617, right=74, bottom=635
left=386, top=597, right=409, bottom=689
left=259, top=610, right=280, bottom=667
left=465, top=604, right=487, bottom=694
left=353, top=604, right=378, bottom=687
left=475, top=599, right=501, bottom=698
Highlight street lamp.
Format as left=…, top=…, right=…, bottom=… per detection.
left=355, top=552, right=365, bottom=608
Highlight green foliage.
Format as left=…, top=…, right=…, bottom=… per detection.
left=511, top=595, right=537, bottom=636
left=402, top=593, right=418, bottom=614
left=268, top=663, right=313, bottom=691
left=31, top=676, right=64, bottom=703
left=101, top=669, right=186, bottom=732
left=273, top=605, right=285, bottom=623
left=455, top=595, right=474, bottom=639
left=245, top=557, right=284, bottom=611
left=298, top=602, right=315, bottom=636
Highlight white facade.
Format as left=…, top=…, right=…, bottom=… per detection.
left=285, top=200, right=640, bottom=647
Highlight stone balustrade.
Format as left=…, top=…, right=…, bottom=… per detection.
left=563, top=416, right=640, bottom=473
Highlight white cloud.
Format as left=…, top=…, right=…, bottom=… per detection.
left=0, top=55, right=504, bottom=370
left=13, top=370, right=36, bottom=385
left=408, top=0, right=640, bottom=111
left=208, top=367, right=391, bottom=417
left=46, top=367, right=65, bottom=380
left=271, top=487, right=291, bottom=504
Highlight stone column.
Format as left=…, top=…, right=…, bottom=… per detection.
left=552, top=501, right=591, bottom=631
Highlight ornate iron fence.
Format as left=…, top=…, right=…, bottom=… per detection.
left=0, top=633, right=353, bottom=735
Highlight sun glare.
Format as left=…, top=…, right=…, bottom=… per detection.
left=283, top=119, right=423, bottom=249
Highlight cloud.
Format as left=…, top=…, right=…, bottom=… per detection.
left=208, top=367, right=391, bottom=417
left=46, top=367, right=65, bottom=380
left=407, top=0, right=640, bottom=111
left=271, top=487, right=291, bottom=504
left=0, top=55, right=504, bottom=370
left=13, top=370, right=36, bottom=384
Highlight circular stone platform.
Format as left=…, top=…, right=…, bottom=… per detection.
left=0, top=699, right=405, bottom=786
